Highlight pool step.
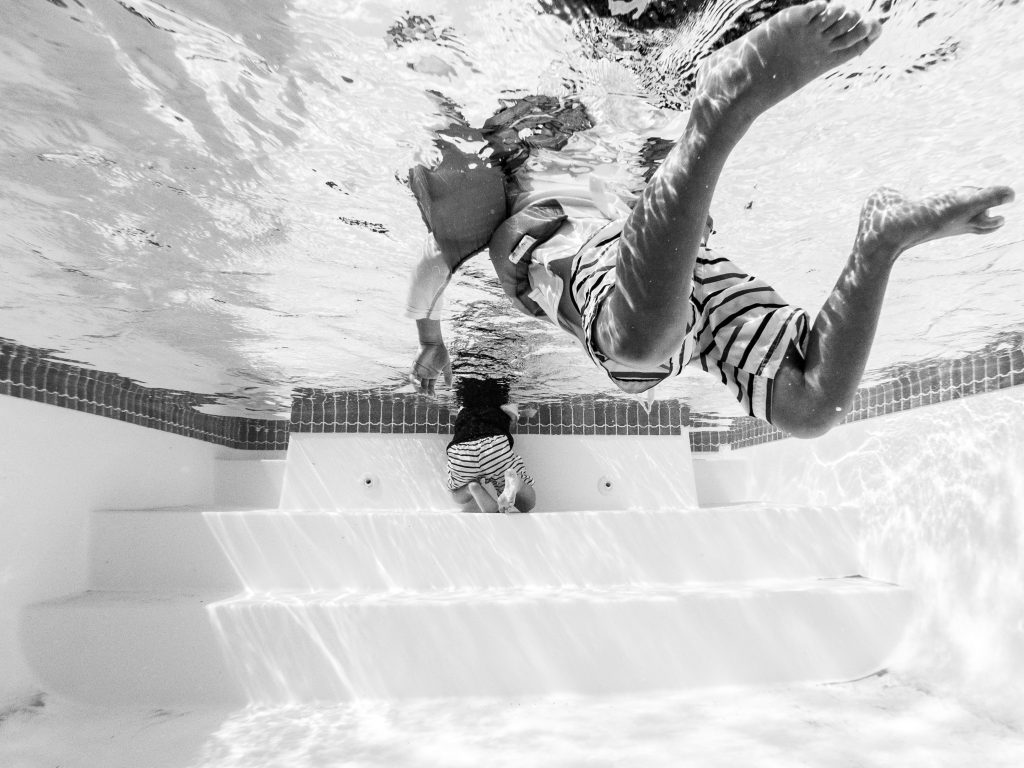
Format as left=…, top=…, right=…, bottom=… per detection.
left=21, top=590, right=246, bottom=707
left=89, top=507, right=244, bottom=591
left=214, top=456, right=286, bottom=508
left=206, top=505, right=863, bottom=592
left=86, top=504, right=861, bottom=592
left=282, top=434, right=700, bottom=512
left=23, top=496, right=911, bottom=707
left=215, top=578, right=911, bottom=702
left=20, top=577, right=910, bottom=705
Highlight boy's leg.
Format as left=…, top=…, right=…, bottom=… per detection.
left=595, top=1, right=882, bottom=367
left=452, top=482, right=500, bottom=513
left=771, top=185, right=1014, bottom=438
left=468, top=481, right=500, bottom=513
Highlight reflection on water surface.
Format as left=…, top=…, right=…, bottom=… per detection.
left=1, top=0, right=1022, bottom=417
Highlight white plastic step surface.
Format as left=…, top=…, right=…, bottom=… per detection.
left=25, top=445, right=909, bottom=709
left=20, top=578, right=911, bottom=705
left=89, top=507, right=245, bottom=591
left=21, top=590, right=245, bottom=707
left=206, top=505, right=863, bottom=592
left=212, top=577, right=911, bottom=702
left=214, top=456, right=286, bottom=509
left=282, top=434, right=700, bottom=512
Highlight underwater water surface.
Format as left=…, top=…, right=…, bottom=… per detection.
left=1, top=0, right=1022, bottom=418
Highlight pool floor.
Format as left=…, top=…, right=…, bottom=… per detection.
left=4, top=674, right=1024, bottom=768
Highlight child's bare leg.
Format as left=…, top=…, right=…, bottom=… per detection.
left=452, top=481, right=499, bottom=513
left=497, top=469, right=536, bottom=514
left=468, top=481, right=499, bottom=513
left=596, top=1, right=882, bottom=366
left=771, top=185, right=1014, bottom=438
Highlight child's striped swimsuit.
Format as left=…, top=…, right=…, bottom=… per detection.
left=445, top=406, right=534, bottom=494
left=445, top=435, right=532, bottom=494
left=570, top=225, right=810, bottom=425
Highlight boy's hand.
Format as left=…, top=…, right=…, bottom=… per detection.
left=412, top=341, right=452, bottom=396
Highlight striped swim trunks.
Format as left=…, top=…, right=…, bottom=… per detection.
left=571, top=232, right=810, bottom=425
left=445, top=435, right=534, bottom=493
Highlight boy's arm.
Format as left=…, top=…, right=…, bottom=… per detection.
left=406, top=235, right=454, bottom=322
left=407, top=235, right=459, bottom=395
left=500, top=403, right=538, bottom=421
left=413, top=318, right=451, bottom=396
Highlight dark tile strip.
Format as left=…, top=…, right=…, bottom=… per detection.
left=3, top=331, right=1023, bottom=452
left=290, top=389, right=693, bottom=439
left=291, top=333, right=1024, bottom=451
left=724, top=332, right=1024, bottom=451
left=0, top=339, right=289, bottom=450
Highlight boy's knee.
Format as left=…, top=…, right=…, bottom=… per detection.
left=775, top=404, right=842, bottom=440
left=769, top=367, right=848, bottom=440
left=598, top=320, right=685, bottom=370
left=594, top=292, right=690, bottom=369
left=516, top=498, right=536, bottom=514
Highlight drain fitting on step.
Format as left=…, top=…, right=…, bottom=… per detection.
left=598, top=476, right=614, bottom=495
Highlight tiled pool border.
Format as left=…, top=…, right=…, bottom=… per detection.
left=2, top=333, right=1023, bottom=452
left=0, top=340, right=289, bottom=451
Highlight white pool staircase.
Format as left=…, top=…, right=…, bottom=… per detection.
left=20, top=434, right=912, bottom=706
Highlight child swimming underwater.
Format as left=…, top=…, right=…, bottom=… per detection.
left=446, top=377, right=537, bottom=514
left=407, top=1, right=1014, bottom=437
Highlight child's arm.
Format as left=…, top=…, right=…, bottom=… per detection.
left=407, top=236, right=457, bottom=395
left=413, top=318, right=452, bottom=396
left=500, top=404, right=538, bottom=421
left=406, top=235, right=454, bottom=324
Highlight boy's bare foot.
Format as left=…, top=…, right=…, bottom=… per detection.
left=497, top=469, right=526, bottom=514
left=697, top=1, right=882, bottom=126
left=855, top=185, right=1015, bottom=261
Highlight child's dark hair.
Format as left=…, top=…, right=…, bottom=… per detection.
left=454, top=376, right=510, bottom=409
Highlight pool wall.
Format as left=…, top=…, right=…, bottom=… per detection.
left=0, top=395, right=285, bottom=706
left=1, top=379, right=1022, bottom=728
left=694, top=386, right=1024, bottom=727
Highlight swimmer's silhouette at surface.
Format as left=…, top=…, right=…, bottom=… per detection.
left=406, top=1, right=1014, bottom=438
